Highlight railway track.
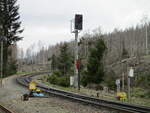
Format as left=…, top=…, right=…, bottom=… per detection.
left=0, top=104, right=15, bottom=113
left=16, top=72, right=150, bottom=113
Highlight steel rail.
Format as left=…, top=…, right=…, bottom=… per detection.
left=16, top=72, right=150, bottom=113
left=0, top=104, right=15, bottom=113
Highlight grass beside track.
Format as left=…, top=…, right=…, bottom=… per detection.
left=40, top=76, right=150, bottom=107
left=16, top=70, right=50, bottom=75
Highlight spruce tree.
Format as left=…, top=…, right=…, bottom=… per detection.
left=82, top=38, right=106, bottom=86
left=58, top=43, right=73, bottom=76
left=51, top=54, right=57, bottom=71
left=0, top=0, right=23, bottom=76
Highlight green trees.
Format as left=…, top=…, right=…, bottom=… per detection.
left=81, top=37, right=106, bottom=86
left=57, top=43, right=73, bottom=76
left=0, top=0, right=23, bottom=76
left=48, top=42, right=73, bottom=87
left=51, top=54, right=57, bottom=71
left=0, top=0, right=23, bottom=43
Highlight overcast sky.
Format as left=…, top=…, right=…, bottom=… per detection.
left=17, top=0, right=150, bottom=51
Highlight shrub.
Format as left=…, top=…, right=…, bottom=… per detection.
left=48, top=72, right=70, bottom=87
left=104, top=70, right=117, bottom=90
left=131, top=87, right=147, bottom=98
left=146, top=90, right=150, bottom=98
left=53, top=70, right=61, bottom=77
left=80, top=70, right=89, bottom=87
left=57, top=76, right=70, bottom=87
left=48, top=74, right=57, bottom=85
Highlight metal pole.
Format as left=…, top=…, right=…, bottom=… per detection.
left=74, top=29, right=79, bottom=90
left=146, top=24, right=148, bottom=55
left=127, top=76, right=130, bottom=102
left=118, top=83, right=120, bottom=92
left=117, top=84, right=120, bottom=93
left=122, top=72, right=125, bottom=91
left=0, top=41, right=3, bottom=87
left=70, top=20, right=73, bottom=33
left=117, top=85, right=119, bottom=93
left=78, top=63, right=80, bottom=90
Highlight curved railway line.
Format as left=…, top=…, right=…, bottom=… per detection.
left=16, top=72, right=150, bottom=113
left=0, top=104, right=15, bottom=113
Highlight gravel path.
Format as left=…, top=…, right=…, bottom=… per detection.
left=0, top=75, right=113, bottom=113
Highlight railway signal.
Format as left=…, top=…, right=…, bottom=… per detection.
left=75, top=14, right=83, bottom=30
left=70, top=14, right=83, bottom=90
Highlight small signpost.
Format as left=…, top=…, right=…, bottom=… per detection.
left=129, top=67, right=134, bottom=77
left=70, top=76, right=74, bottom=86
left=116, top=79, right=120, bottom=85
left=116, top=79, right=120, bottom=93
left=128, top=67, right=134, bottom=102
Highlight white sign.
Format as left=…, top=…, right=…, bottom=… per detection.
left=70, top=76, right=74, bottom=86
left=116, top=79, right=120, bottom=85
left=129, top=67, right=134, bottom=77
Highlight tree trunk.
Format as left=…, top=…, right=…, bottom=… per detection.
left=3, top=44, right=8, bottom=77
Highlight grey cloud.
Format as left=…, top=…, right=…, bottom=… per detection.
left=17, top=0, right=150, bottom=50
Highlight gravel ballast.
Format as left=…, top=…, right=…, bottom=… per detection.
left=0, top=75, right=114, bottom=113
